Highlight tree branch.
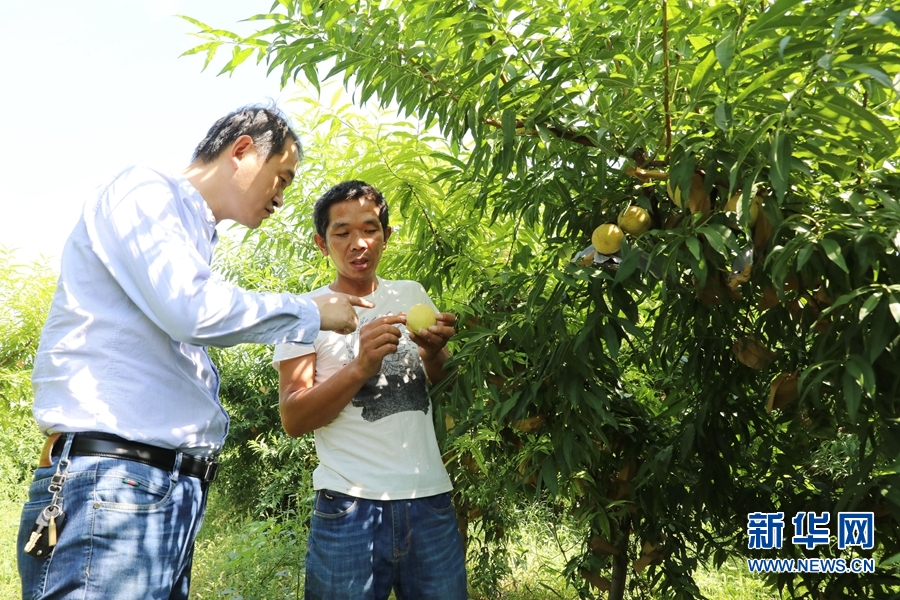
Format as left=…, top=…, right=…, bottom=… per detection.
left=662, top=0, right=672, bottom=158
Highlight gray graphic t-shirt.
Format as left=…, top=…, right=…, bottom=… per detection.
left=271, top=278, right=453, bottom=500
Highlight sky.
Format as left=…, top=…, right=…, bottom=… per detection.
left=0, top=0, right=307, bottom=265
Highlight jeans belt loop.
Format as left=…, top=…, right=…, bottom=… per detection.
left=57, top=433, right=74, bottom=463
left=172, top=452, right=183, bottom=483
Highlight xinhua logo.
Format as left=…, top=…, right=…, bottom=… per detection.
left=747, top=511, right=874, bottom=550
left=837, top=513, right=874, bottom=550
left=745, top=511, right=875, bottom=574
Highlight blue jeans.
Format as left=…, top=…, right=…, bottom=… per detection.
left=305, top=490, right=468, bottom=600
left=17, top=436, right=208, bottom=600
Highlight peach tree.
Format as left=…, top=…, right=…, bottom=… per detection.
left=187, top=1, right=900, bottom=597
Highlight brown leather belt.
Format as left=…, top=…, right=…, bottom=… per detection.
left=43, top=433, right=219, bottom=483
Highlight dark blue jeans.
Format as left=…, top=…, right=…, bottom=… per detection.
left=305, top=490, right=468, bottom=600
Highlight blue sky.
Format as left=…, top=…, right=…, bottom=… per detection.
left=0, top=1, right=303, bottom=264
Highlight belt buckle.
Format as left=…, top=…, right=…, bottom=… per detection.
left=200, top=460, right=219, bottom=483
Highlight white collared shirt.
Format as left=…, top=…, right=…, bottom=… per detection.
left=31, top=166, right=320, bottom=456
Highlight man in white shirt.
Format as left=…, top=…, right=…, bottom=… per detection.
left=17, top=106, right=370, bottom=600
left=273, top=180, right=467, bottom=599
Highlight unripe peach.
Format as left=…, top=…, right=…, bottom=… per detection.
left=407, top=303, right=437, bottom=334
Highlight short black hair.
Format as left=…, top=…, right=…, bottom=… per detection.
left=192, top=104, right=301, bottom=163
left=313, top=180, right=389, bottom=239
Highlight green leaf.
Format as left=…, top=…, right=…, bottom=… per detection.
left=817, top=53, right=834, bottom=71
left=769, top=130, right=791, bottom=201
left=865, top=8, right=900, bottom=27
left=690, top=50, right=718, bottom=99
left=796, top=244, right=814, bottom=270
left=858, top=292, right=882, bottom=321
left=179, top=41, right=216, bottom=58
left=218, top=46, right=255, bottom=75
left=685, top=236, right=702, bottom=262
left=679, top=423, right=695, bottom=462
left=778, top=35, right=792, bottom=61
left=715, top=32, right=734, bottom=72
left=819, top=238, right=849, bottom=273
left=714, top=103, right=732, bottom=132
left=866, top=301, right=892, bottom=363
left=842, top=370, right=861, bottom=423
left=732, top=65, right=791, bottom=106
left=889, top=295, right=900, bottom=323
left=501, top=109, right=517, bottom=149
left=820, top=287, right=871, bottom=319
left=602, top=323, right=620, bottom=360
left=746, top=0, right=806, bottom=35
left=808, top=93, right=897, bottom=152
left=846, top=354, right=876, bottom=401
left=177, top=14, right=213, bottom=31
left=729, top=114, right=779, bottom=190
left=842, top=63, right=895, bottom=89
left=697, top=225, right=731, bottom=257
left=614, top=248, right=642, bottom=284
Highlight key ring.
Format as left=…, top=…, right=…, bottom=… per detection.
left=47, top=435, right=73, bottom=508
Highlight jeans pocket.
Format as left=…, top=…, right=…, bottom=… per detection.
left=23, top=469, right=56, bottom=507
left=93, top=464, right=175, bottom=512
left=313, top=490, right=358, bottom=519
left=423, top=492, right=455, bottom=514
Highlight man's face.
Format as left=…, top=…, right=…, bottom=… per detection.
left=315, top=196, right=390, bottom=284
left=232, top=140, right=299, bottom=229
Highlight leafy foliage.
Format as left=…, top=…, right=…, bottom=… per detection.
left=0, top=249, right=55, bottom=499
left=191, top=491, right=309, bottom=599
left=186, top=1, right=900, bottom=598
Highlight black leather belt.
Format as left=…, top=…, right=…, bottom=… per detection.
left=51, top=433, right=219, bottom=483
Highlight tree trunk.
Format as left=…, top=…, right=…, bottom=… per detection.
left=454, top=497, right=469, bottom=555
left=609, top=517, right=631, bottom=600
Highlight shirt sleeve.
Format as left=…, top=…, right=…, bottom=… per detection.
left=84, top=167, right=320, bottom=347
left=271, top=341, right=317, bottom=368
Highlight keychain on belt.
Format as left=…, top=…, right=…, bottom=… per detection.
left=23, top=435, right=71, bottom=558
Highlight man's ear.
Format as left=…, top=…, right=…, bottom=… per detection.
left=314, top=233, right=328, bottom=256
left=384, top=226, right=392, bottom=244
left=230, top=135, right=255, bottom=169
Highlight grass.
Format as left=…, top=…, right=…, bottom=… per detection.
left=696, top=559, right=780, bottom=600
left=496, top=506, right=581, bottom=599
left=0, top=494, right=24, bottom=599
left=191, top=489, right=307, bottom=600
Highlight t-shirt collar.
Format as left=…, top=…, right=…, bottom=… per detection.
left=328, top=276, right=380, bottom=298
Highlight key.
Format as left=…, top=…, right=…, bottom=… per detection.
left=48, top=514, right=57, bottom=547
left=23, top=509, right=50, bottom=557
left=46, top=506, right=66, bottom=548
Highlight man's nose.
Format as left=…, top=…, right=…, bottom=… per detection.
left=351, top=235, right=368, bottom=250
